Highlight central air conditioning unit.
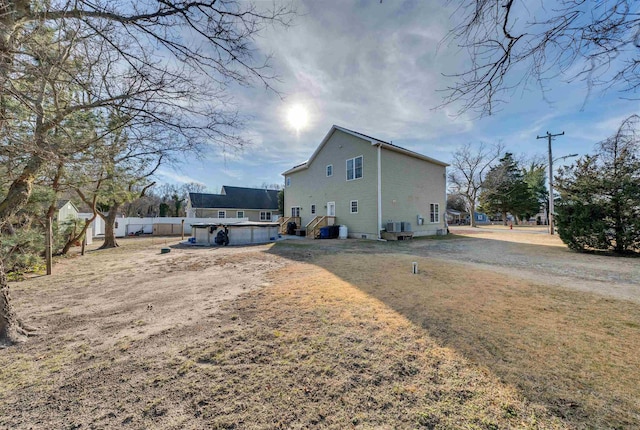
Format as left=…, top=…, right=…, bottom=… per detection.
left=386, top=222, right=401, bottom=232
left=401, top=222, right=412, bottom=232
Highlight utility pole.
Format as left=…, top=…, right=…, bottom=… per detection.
left=536, top=131, right=564, bottom=235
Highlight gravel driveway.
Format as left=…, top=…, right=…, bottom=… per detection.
left=408, top=226, right=640, bottom=303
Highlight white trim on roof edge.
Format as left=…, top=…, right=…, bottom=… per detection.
left=375, top=142, right=449, bottom=167
left=281, top=125, right=448, bottom=176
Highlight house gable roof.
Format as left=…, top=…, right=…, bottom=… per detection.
left=282, top=125, right=448, bottom=175
left=56, top=199, right=79, bottom=212
left=189, top=186, right=279, bottom=210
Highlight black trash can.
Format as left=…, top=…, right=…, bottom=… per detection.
left=287, top=221, right=297, bottom=235
left=328, top=225, right=340, bottom=238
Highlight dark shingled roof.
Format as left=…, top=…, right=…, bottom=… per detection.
left=56, top=199, right=80, bottom=211
left=189, top=186, right=279, bottom=210
left=56, top=200, right=71, bottom=210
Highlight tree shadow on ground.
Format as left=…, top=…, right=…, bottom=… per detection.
left=266, top=238, right=640, bottom=429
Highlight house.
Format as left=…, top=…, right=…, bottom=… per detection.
left=56, top=200, right=79, bottom=223
left=446, top=209, right=466, bottom=225
left=281, top=125, right=448, bottom=239
left=474, top=212, right=490, bottom=224
left=186, top=186, right=281, bottom=221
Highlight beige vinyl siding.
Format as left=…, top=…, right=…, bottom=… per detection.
left=380, top=147, right=446, bottom=236
left=284, top=129, right=378, bottom=237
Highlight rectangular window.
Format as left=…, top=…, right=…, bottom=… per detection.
left=237, top=211, right=244, bottom=218
left=311, top=204, right=316, bottom=215
left=430, top=203, right=440, bottom=223
left=346, top=156, right=363, bottom=181
left=326, top=165, right=333, bottom=177
left=286, top=177, right=291, bottom=187
left=350, top=200, right=358, bottom=214
left=260, top=211, right=272, bottom=221
left=291, top=207, right=300, bottom=217
left=218, top=211, right=226, bottom=218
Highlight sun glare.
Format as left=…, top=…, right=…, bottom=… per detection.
left=287, top=104, right=309, bottom=132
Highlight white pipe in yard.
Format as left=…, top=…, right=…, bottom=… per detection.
left=412, top=262, right=418, bottom=274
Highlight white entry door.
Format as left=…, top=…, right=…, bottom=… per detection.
left=327, top=201, right=335, bottom=216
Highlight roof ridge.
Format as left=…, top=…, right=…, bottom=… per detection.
left=282, top=125, right=449, bottom=176
left=334, top=125, right=391, bottom=145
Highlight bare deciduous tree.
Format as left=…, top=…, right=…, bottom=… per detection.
left=448, top=142, right=504, bottom=227
left=0, top=0, right=294, bottom=345
left=441, top=1, right=640, bottom=115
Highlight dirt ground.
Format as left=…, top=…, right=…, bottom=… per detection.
left=0, top=229, right=638, bottom=428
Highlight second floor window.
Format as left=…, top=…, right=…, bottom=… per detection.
left=346, top=156, right=363, bottom=181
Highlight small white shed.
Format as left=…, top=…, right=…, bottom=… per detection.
left=56, top=200, right=79, bottom=223
left=78, top=213, right=105, bottom=237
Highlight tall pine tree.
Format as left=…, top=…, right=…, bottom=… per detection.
left=556, top=115, right=640, bottom=254
left=479, top=153, right=537, bottom=224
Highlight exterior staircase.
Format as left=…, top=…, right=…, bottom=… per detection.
left=305, top=216, right=336, bottom=239
left=278, top=216, right=301, bottom=234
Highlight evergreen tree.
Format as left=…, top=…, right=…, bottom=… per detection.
left=278, top=189, right=284, bottom=216
left=522, top=163, right=548, bottom=223
left=479, top=153, right=536, bottom=224
left=556, top=115, right=640, bottom=254
left=446, top=193, right=467, bottom=213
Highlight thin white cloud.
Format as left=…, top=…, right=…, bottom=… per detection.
left=173, top=1, right=638, bottom=189
left=155, top=169, right=206, bottom=185
left=220, top=168, right=245, bottom=180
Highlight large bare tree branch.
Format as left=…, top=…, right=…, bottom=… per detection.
left=441, top=0, right=640, bottom=116
left=0, top=0, right=294, bottom=345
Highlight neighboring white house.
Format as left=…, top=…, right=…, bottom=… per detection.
left=282, top=125, right=448, bottom=239
left=186, top=186, right=281, bottom=221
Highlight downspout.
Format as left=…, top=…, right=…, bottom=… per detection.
left=444, top=168, right=448, bottom=232
left=377, top=143, right=382, bottom=240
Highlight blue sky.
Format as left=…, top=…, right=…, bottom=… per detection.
left=156, top=1, right=638, bottom=191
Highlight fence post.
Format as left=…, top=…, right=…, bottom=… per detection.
left=45, top=216, right=52, bottom=275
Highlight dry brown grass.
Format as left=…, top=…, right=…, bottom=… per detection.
left=179, top=261, right=565, bottom=429
left=302, top=251, right=640, bottom=429
left=1, top=235, right=638, bottom=428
